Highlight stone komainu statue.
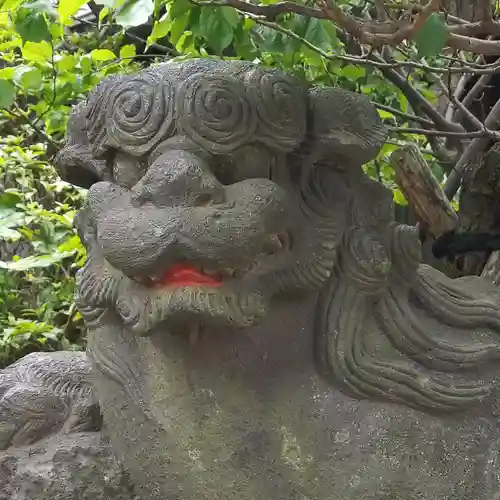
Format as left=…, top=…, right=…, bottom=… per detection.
left=4, top=58, right=500, bottom=500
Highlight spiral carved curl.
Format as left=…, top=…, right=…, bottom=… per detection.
left=176, top=73, right=258, bottom=155
left=244, top=67, right=307, bottom=153
left=87, top=72, right=176, bottom=157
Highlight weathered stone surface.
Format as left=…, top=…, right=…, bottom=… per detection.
left=53, top=58, right=500, bottom=499
left=0, top=432, right=137, bottom=500
left=0, top=352, right=101, bottom=450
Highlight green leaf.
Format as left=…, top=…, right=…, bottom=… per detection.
left=13, top=65, right=33, bottom=83
left=21, top=40, right=52, bottom=63
left=90, top=48, right=116, bottom=61
left=0, top=0, right=23, bottom=10
left=340, top=64, right=365, bottom=81
left=175, top=31, right=195, bottom=54
left=0, top=227, right=22, bottom=241
left=199, top=7, right=234, bottom=54
left=393, top=188, right=408, bottom=206
left=115, top=0, right=154, bottom=28
left=286, top=14, right=308, bottom=54
left=20, top=68, right=42, bottom=89
left=79, top=56, right=92, bottom=73
left=94, top=0, right=121, bottom=7
left=170, top=12, right=189, bottom=45
left=0, top=251, right=75, bottom=271
left=58, top=54, right=77, bottom=71
left=0, top=80, right=16, bottom=108
left=98, top=6, right=110, bottom=23
left=221, top=6, right=239, bottom=29
left=57, top=234, right=83, bottom=252
left=377, top=109, right=395, bottom=120
left=0, top=191, right=23, bottom=208
left=14, top=11, right=51, bottom=43
left=22, top=0, right=59, bottom=18
left=119, top=44, right=136, bottom=60
left=50, top=23, right=63, bottom=38
left=258, top=27, right=284, bottom=53
left=170, top=0, right=192, bottom=18
left=57, top=0, right=87, bottom=24
left=304, top=18, right=337, bottom=51
left=149, top=15, right=171, bottom=42
left=0, top=207, right=24, bottom=240
left=415, top=13, right=449, bottom=58
left=0, top=67, right=15, bottom=79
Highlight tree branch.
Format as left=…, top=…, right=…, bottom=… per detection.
left=193, top=0, right=500, bottom=55
left=444, top=97, right=500, bottom=199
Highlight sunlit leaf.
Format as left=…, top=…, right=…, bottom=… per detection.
left=50, top=23, right=63, bottom=38
left=115, top=0, right=154, bottom=28
left=90, top=48, right=116, bottom=61
left=21, top=40, right=53, bottom=63
left=99, top=6, right=110, bottom=23
left=0, top=67, right=15, bottom=80
left=393, top=188, right=408, bottom=206
left=79, top=56, right=92, bottom=73
left=149, top=15, right=171, bottom=43
left=0, top=251, right=76, bottom=271
left=377, top=109, right=395, bottom=120
left=170, top=12, right=189, bottom=45
left=57, top=234, right=84, bottom=252
left=94, top=0, right=122, bottom=7
left=0, top=0, right=23, bottom=10
left=119, top=44, right=136, bottom=61
left=58, top=54, right=77, bottom=71
left=58, top=0, right=88, bottom=24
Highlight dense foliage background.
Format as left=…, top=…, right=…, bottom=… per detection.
left=0, top=0, right=497, bottom=366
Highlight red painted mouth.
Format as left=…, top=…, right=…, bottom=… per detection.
left=153, top=263, right=223, bottom=288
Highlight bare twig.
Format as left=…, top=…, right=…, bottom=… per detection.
left=444, top=98, right=500, bottom=199
left=374, top=102, right=436, bottom=126
left=388, top=126, right=500, bottom=139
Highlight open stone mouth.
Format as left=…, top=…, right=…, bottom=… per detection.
left=131, top=231, right=292, bottom=289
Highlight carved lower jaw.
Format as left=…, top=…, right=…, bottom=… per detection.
left=113, top=278, right=271, bottom=336
left=76, top=239, right=292, bottom=335
left=76, top=222, right=333, bottom=336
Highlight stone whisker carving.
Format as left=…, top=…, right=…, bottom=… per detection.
left=5, top=58, right=500, bottom=499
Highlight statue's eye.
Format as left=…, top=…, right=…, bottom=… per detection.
left=211, top=145, right=275, bottom=185
left=112, top=151, right=147, bottom=188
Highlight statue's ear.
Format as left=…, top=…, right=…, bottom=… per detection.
left=54, top=104, right=113, bottom=189
left=54, top=144, right=111, bottom=189
left=306, top=86, right=387, bottom=166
